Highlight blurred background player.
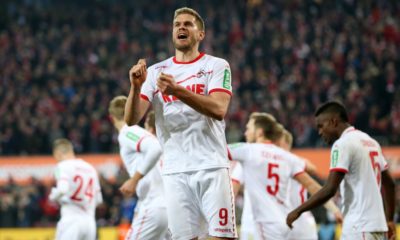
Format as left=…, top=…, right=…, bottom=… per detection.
left=231, top=112, right=276, bottom=240
left=276, top=127, right=319, bottom=240
left=287, top=101, right=396, bottom=240
left=229, top=113, right=341, bottom=239
left=49, top=138, right=103, bottom=240
left=109, top=96, right=168, bottom=240
left=125, top=7, right=236, bottom=240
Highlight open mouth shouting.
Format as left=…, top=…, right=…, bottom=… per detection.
left=177, top=32, right=188, bottom=40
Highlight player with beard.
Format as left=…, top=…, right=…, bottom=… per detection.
left=124, top=7, right=236, bottom=240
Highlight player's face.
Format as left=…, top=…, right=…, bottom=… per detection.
left=315, top=113, right=337, bottom=145
left=245, top=119, right=256, bottom=143
left=172, top=13, right=204, bottom=52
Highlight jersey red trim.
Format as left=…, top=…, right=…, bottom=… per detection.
left=136, top=136, right=149, bottom=152
left=231, top=178, right=241, bottom=185
left=140, top=94, right=150, bottom=102
left=227, top=148, right=232, bottom=161
left=136, top=209, right=148, bottom=239
left=209, top=88, right=232, bottom=96
left=293, top=170, right=305, bottom=178
left=330, top=168, right=349, bottom=173
left=173, top=52, right=205, bottom=64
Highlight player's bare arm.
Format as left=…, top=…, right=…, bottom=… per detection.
left=287, top=171, right=344, bottom=228
left=294, top=172, right=343, bottom=223
left=157, top=73, right=231, bottom=120
left=125, top=59, right=150, bottom=126
left=120, top=171, right=144, bottom=197
left=303, top=158, right=317, bottom=176
left=381, top=170, right=396, bottom=240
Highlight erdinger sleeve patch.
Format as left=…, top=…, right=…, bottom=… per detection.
left=222, top=68, right=231, bottom=90
left=331, top=149, right=339, bottom=168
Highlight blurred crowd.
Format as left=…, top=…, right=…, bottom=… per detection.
left=0, top=0, right=399, bottom=155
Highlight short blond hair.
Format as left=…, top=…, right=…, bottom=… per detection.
left=282, top=129, right=293, bottom=148
left=109, top=95, right=127, bottom=120
left=249, top=112, right=276, bottom=122
left=274, top=123, right=284, bottom=139
left=174, top=7, right=205, bottom=31
left=53, top=138, right=74, bottom=154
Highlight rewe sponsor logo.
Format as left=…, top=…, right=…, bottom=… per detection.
left=162, top=84, right=205, bottom=103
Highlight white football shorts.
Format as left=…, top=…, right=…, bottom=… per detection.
left=55, top=214, right=96, bottom=240
left=162, top=168, right=237, bottom=240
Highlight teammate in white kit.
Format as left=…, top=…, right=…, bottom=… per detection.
left=278, top=128, right=319, bottom=240
left=109, top=96, right=168, bottom=240
left=124, top=7, right=236, bottom=240
left=229, top=113, right=341, bottom=239
left=287, top=101, right=396, bottom=240
left=231, top=113, right=276, bottom=240
left=49, top=139, right=103, bottom=240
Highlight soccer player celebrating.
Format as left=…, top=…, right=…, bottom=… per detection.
left=50, top=139, right=103, bottom=240
left=109, top=96, right=168, bottom=240
left=124, top=7, right=236, bottom=240
left=287, top=101, right=396, bottom=240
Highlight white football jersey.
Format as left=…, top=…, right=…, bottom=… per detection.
left=140, top=53, right=232, bottom=174
left=118, top=125, right=164, bottom=208
left=228, top=143, right=305, bottom=223
left=52, top=159, right=102, bottom=218
left=287, top=178, right=318, bottom=240
left=330, top=126, right=388, bottom=233
left=231, top=163, right=255, bottom=235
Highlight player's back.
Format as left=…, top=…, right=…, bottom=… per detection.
left=332, top=128, right=387, bottom=232
left=57, top=159, right=101, bottom=218
left=239, top=143, right=305, bottom=223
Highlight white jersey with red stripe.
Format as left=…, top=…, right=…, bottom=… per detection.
left=118, top=125, right=165, bottom=208
left=228, top=143, right=306, bottom=223
left=52, top=159, right=102, bottom=218
left=329, top=126, right=388, bottom=233
left=140, top=53, right=232, bottom=174
left=287, top=178, right=317, bottom=240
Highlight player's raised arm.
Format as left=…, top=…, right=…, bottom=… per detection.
left=125, top=59, right=151, bottom=126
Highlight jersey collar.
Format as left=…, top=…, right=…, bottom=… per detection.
left=173, top=52, right=205, bottom=64
left=341, top=126, right=356, bottom=137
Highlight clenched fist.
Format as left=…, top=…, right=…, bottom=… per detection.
left=129, top=59, right=147, bottom=88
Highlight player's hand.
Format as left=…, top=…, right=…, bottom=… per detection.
left=119, top=178, right=138, bottom=197
left=129, top=59, right=147, bottom=88
left=157, top=72, right=177, bottom=95
left=387, top=221, right=397, bottom=240
left=334, top=211, right=343, bottom=224
left=286, top=209, right=301, bottom=228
